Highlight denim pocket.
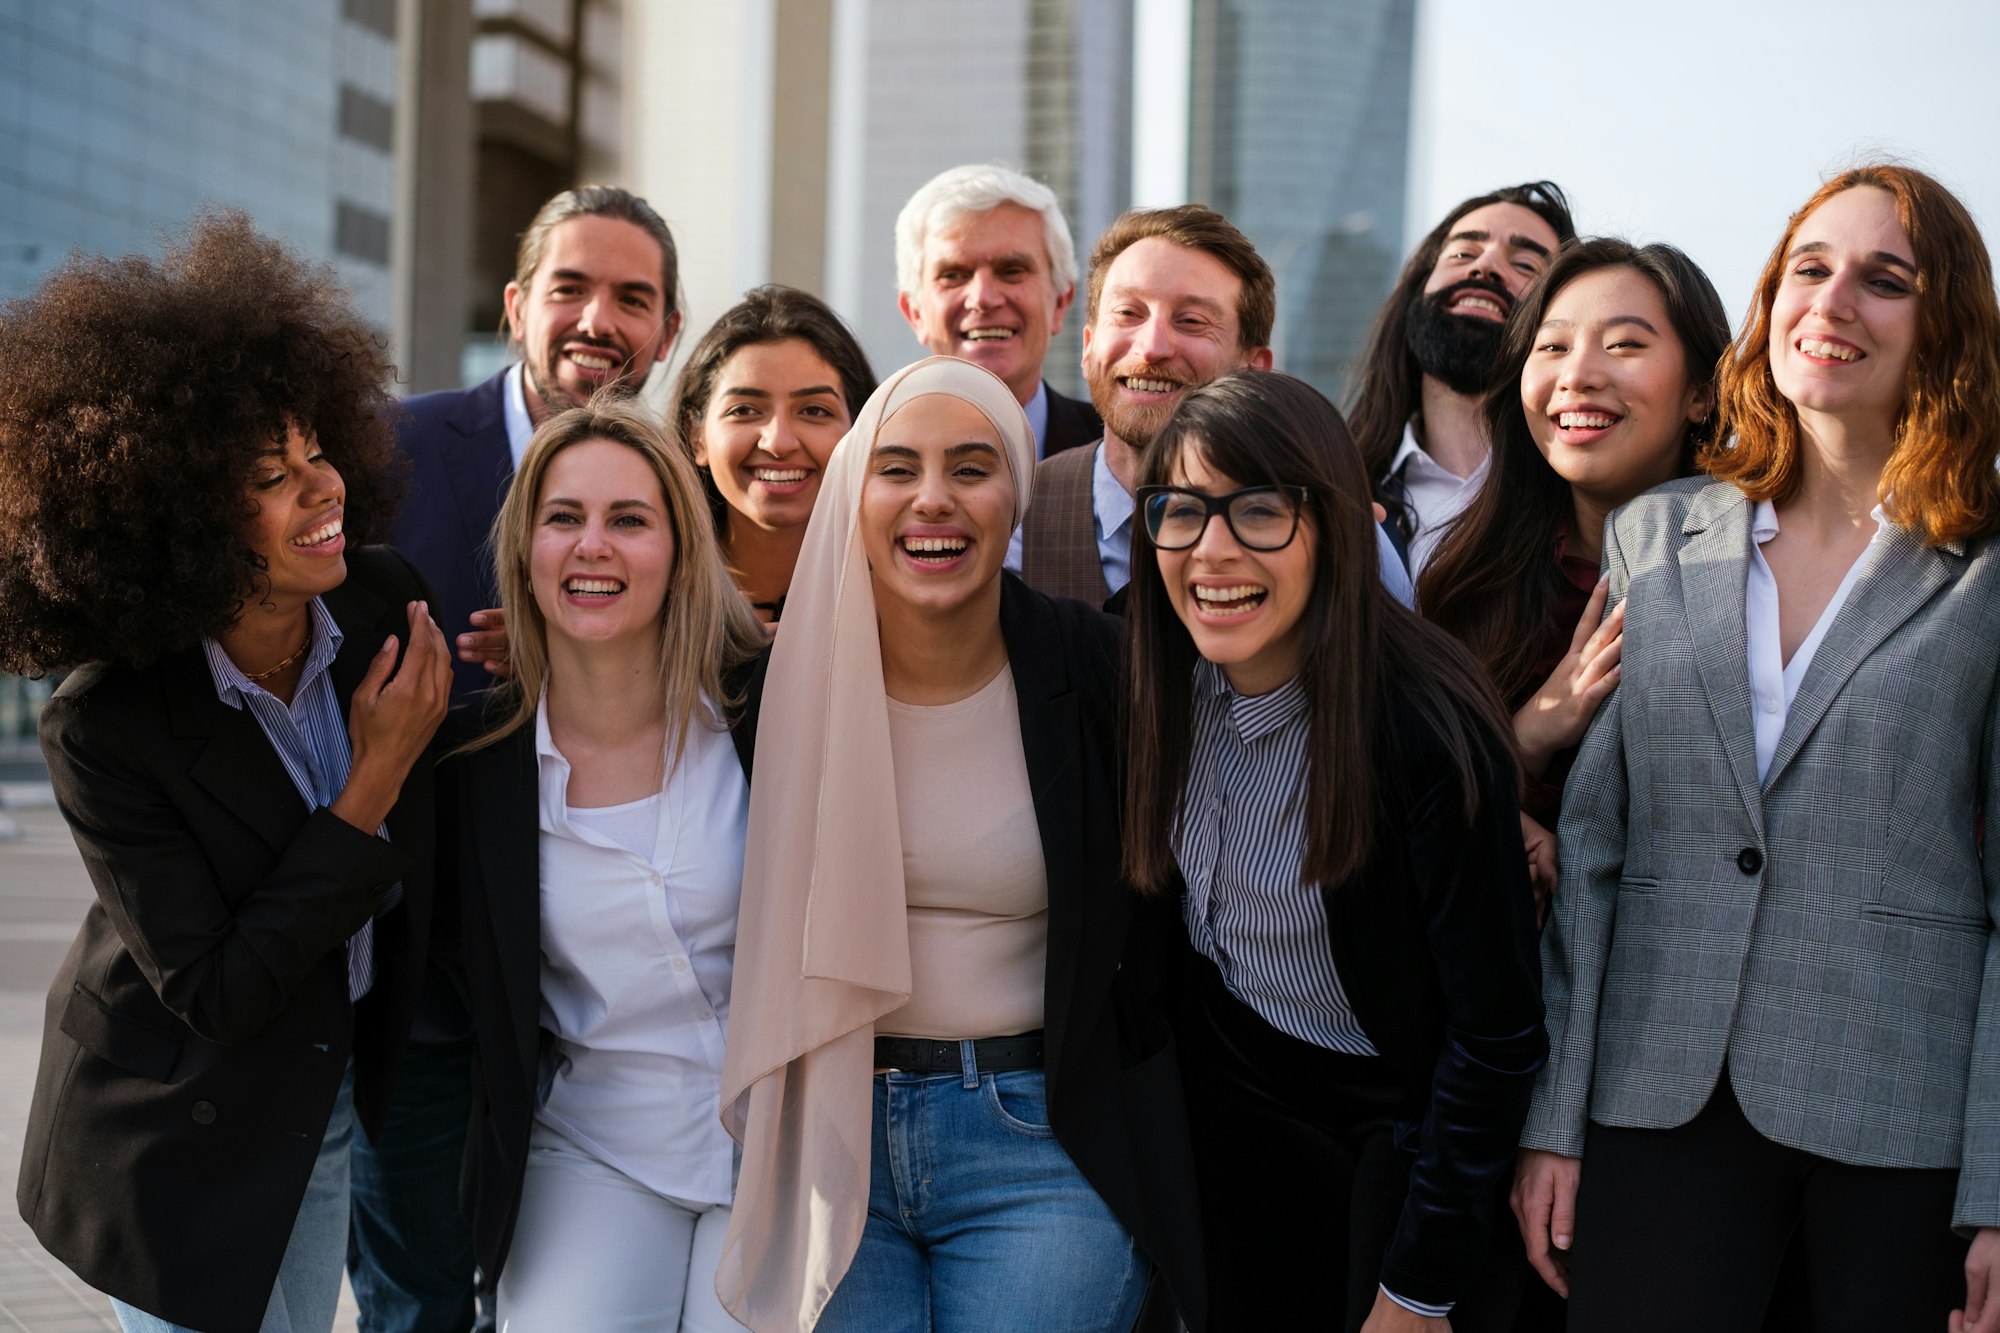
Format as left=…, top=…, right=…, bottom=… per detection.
left=980, top=1070, right=1056, bottom=1139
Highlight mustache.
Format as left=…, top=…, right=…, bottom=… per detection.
left=1427, top=277, right=1513, bottom=317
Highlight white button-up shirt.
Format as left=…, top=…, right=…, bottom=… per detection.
left=1385, top=420, right=1488, bottom=579
left=1745, top=500, right=1890, bottom=784
left=532, top=696, right=747, bottom=1204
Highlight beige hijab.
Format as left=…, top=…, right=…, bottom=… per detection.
left=716, top=357, right=1038, bottom=1331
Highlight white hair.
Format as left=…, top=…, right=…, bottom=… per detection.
left=893, top=164, right=1079, bottom=307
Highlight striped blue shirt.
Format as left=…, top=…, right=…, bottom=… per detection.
left=203, top=599, right=395, bottom=1001
left=1176, top=659, right=1451, bottom=1320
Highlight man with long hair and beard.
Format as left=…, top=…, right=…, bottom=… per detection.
left=1347, top=183, right=1575, bottom=578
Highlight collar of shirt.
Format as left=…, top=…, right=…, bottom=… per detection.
left=1090, top=442, right=1135, bottom=544
left=1385, top=418, right=1490, bottom=491
left=1749, top=498, right=1890, bottom=546
left=204, top=597, right=342, bottom=710
left=1024, top=379, right=1050, bottom=458
left=503, top=361, right=536, bottom=473
left=1193, top=658, right=1309, bottom=743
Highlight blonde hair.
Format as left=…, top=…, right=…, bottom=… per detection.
left=462, top=395, right=767, bottom=767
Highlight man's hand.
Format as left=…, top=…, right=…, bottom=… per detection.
left=1511, top=1148, right=1582, bottom=1297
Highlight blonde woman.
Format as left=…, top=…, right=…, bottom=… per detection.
left=444, top=398, right=766, bottom=1330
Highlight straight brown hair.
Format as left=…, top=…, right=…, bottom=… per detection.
left=1705, top=164, right=2000, bottom=547
left=1121, top=370, right=1515, bottom=893
left=1084, top=205, right=1275, bottom=352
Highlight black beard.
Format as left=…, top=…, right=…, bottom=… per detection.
left=1404, top=282, right=1509, bottom=397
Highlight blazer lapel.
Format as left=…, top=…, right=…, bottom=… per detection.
left=442, top=379, right=515, bottom=591
left=170, top=649, right=312, bottom=855
left=1761, top=527, right=1957, bottom=792
left=1000, top=580, right=1095, bottom=1080
left=466, top=728, right=544, bottom=1083
left=1675, top=485, right=1764, bottom=834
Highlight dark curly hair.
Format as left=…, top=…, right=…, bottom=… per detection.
left=0, top=210, right=404, bottom=673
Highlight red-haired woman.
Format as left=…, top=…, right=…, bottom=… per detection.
left=1514, top=165, right=2000, bottom=1333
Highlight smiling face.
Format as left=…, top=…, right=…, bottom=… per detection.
left=900, top=203, right=1072, bottom=406
left=529, top=438, right=676, bottom=651
left=693, top=338, right=851, bottom=535
left=1155, top=445, right=1315, bottom=697
left=1768, top=186, right=1919, bottom=441
left=859, top=393, right=1016, bottom=620
left=1522, top=265, right=1708, bottom=508
left=504, top=215, right=682, bottom=422
left=243, top=422, right=348, bottom=604
left=1082, top=237, right=1268, bottom=453
left=1407, top=202, right=1563, bottom=395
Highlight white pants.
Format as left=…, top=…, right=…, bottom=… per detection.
left=498, top=1123, right=742, bottom=1332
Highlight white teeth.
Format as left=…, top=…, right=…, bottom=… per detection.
left=565, top=578, right=624, bottom=595
left=567, top=350, right=617, bottom=369
left=1192, top=583, right=1266, bottom=616
left=1800, top=338, right=1860, bottom=362
left=1123, top=377, right=1181, bottom=394
left=962, top=328, right=1014, bottom=341
left=292, top=518, right=342, bottom=546
left=753, top=468, right=808, bottom=483
left=1455, top=295, right=1505, bottom=317
left=1558, top=411, right=1617, bottom=430
left=902, top=536, right=969, bottom=554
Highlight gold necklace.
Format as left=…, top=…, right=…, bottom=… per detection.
left=242, top=631, right=312, bottom=682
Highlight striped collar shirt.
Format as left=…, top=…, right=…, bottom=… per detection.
left=1175, top=659, right=1377, bottom=1057
left=203, top=599, right=395, bottom=1001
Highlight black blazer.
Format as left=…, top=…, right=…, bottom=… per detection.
left=446, top=693, right=756, bottom=1285
left=733, top=574, right=1208, bottom=1328
left=1317, top=678, right=1545, bottom=1310
left=1043, top=381, right=1103, bottom=458
left=389, top=369, right=515, bottom=701
left=18, top=547, right=439, bottom=1333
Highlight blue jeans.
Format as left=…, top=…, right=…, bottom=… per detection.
left=817, top=1054, right=1148, bottom=1333
left=346, top=1035, right=481, bottom=1333
left=115, top=1065, right=355, bottom=1333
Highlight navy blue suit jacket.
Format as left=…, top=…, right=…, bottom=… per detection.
left=389, top=370, right=515, bottom=701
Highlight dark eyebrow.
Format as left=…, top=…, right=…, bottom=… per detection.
left=1537, top=315, right=1661, bottom=335
left=547, top=266, right=659, bottom=297
left=721, top=384, right=840, bottom=401
left=541, top=496, right=661, bottom=514
left=1445, top=227, right=1551, bottom=259
left=872, top=441, right=1003, bottom=459
left=1786, top=240, right=1917, bottom=274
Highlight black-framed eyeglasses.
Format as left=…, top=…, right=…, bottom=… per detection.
left=1137, top=485, right=1309, bottom=552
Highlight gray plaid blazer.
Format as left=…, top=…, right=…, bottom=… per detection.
left=1523, top=476, right=2000, bottom=1230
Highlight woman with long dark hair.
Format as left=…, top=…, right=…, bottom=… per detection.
left=0, top=214, right=450, bottom=1333
left=1122, top=370, right=1545, bottom=1331
left=1420, top=239, right=1730, bottom=825
left=1514, top=164, right=2000, bottom=1333
left=668, top=285, right=877, bottom=623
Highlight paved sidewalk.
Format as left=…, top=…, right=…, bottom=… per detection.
left=0, top=789, right=361, bottom=1332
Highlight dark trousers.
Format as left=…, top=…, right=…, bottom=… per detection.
left=347, top=1035, right=481, bottom=1333
left=1567, top=1071, right=1967, bottom=1333
left=1176, top=957, right=1523, bottom=1333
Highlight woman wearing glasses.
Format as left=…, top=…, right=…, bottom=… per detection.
left=1122, top=370, right=1546, bottom=1332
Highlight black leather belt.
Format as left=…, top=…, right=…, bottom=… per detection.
left=873, top=1030, right=1044, bottom=1074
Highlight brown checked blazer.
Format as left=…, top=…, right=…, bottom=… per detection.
left=1018, top=441, right=1114, bottom=608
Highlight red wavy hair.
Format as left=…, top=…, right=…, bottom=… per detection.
left=1704, top=164, right=2000, bottom=546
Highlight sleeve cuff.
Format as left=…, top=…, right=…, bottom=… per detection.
left=1382, top=1284, right=1453, bottom=1319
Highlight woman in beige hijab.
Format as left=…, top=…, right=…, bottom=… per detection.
left=718, top=357, right=1205, bottom=1332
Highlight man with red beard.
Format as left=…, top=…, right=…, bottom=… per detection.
left=1346, top=183, right=1575, bottom=578
left=1010, top=204, right=1412, bottom=608
left=359, top=185, right=683, bottom=1333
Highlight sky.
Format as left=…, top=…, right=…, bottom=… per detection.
left=1406, top=0, right=2000, bottom=322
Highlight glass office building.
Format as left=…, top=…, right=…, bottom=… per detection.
left=0, top=0, right=402, bottom=325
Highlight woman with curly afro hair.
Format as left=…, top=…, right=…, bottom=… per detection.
left=0, top=211, right=452, bottom=1333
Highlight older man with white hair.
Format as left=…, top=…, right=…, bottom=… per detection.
left=896, top=163, right=1101, bottom=459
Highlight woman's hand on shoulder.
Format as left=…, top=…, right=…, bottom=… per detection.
left=1514, top=577, right=1623, bottom=776
left=333, top=600, right=451, bottom=833
left=1511, top=1147, right=1582, bottom=1297
left=1358, top=1287, right=1451, bottom=1333
left=1953, top=1227, right=2000, bottom=1333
